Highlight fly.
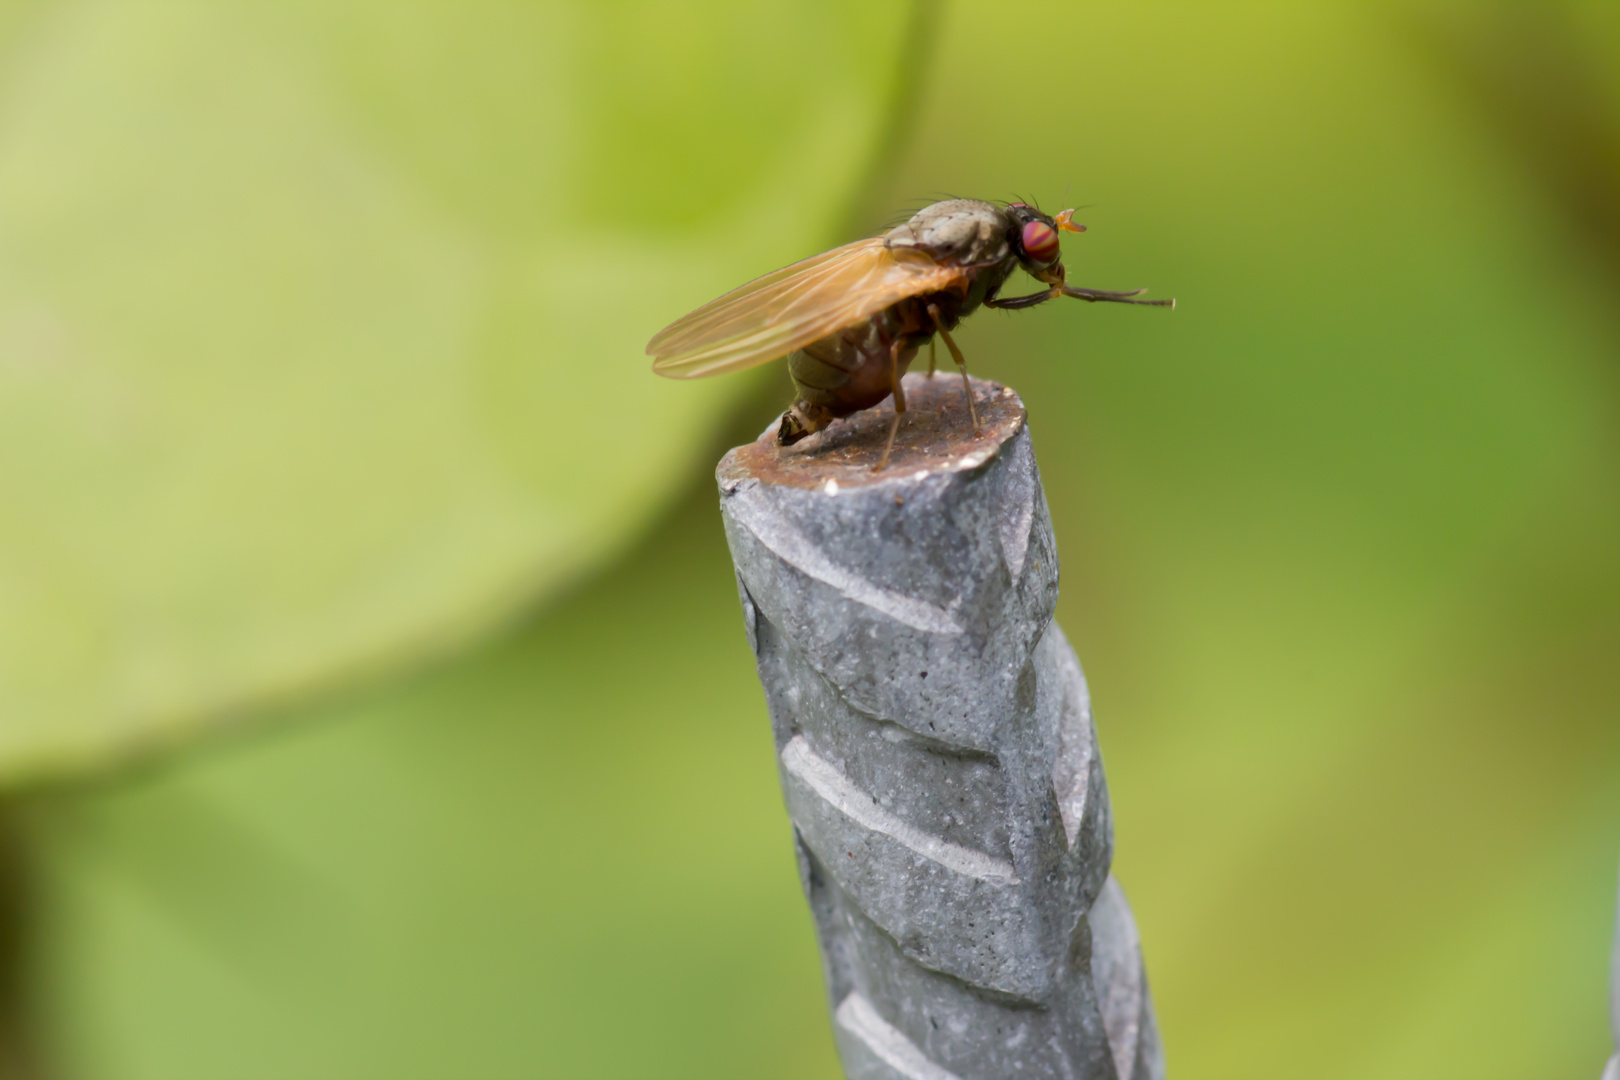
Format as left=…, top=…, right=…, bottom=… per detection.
left=647, top=199, right=1171, bottom=469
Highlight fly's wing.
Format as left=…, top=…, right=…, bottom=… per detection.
left=647, top=238, right=966, bottom=378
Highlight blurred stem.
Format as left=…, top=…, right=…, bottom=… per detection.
left=840, top=0, right=945, bottom=241
left=0, top=804, right=43, bottom=1080
left=1398, top=5, right=1620, bottom=319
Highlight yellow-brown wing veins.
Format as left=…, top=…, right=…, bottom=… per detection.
left=647, top=238, right=967, bottom=379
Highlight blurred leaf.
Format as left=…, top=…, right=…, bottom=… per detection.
left=22, top=486, right=844, bottom=1080
left=0, top=1, right=909, bottom=783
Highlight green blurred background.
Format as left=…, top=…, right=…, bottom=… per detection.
left=0, top=1, right=1616, bottom=1077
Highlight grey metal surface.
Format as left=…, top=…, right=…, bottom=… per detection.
left=718, top=374, right=1163, bottom=1080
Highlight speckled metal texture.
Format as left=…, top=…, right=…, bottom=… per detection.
left=718, top=374, right=1163, bottom=1080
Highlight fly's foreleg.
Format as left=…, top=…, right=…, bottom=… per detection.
left=1062, top=285, right=1174, bottom=307
left=985, top=287, right=1060, bottom=311
left=927, top=303, right=980, bottom=437
left=877, top=337, right=908, bottom=471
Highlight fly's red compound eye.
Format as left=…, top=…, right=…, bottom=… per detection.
left=1021, top=220, right=1060, bottom=263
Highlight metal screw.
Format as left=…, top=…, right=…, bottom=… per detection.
left=718, top=375, right=1163, bottom=1080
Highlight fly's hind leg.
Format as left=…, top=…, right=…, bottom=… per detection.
left=876, top=338, right=908, bottom=472
left=927, top=302, right=980, bottom=436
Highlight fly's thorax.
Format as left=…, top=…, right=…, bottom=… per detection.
left=961, top=261, right=1016, bottom=318
left=885, top=199, right=1011, bottom=268
left=917, top=260, right=1016, bottom=329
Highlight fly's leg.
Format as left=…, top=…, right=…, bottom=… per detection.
left=1062, top=285, right=1174, bottom=307
left=927, top=337, right=937, bottom=377
left=927, top=303, right=980, bottom=437
left=989, top=285, right=1173, bottom=308
left=876, top=337, right=908, bottom=471
left=985, top=287, right=1060, bottom=311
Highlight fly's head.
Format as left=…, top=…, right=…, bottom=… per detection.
left=1006, top=203, right=1085, bottom=286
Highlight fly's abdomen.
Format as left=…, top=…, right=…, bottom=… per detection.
left=788, top=318, right=875, bottom=406
left=776, top=298, right=935, bottom=446
left=788, top=304, right=920, bottom=411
